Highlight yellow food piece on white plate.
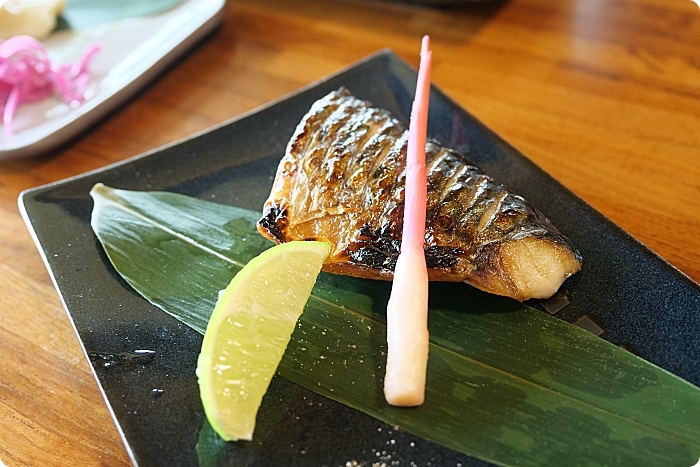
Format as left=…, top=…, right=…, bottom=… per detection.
left=0, top=0, right=66, bottom=40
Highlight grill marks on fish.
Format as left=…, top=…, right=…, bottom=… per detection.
left=258, top=88, right=582, bottom=301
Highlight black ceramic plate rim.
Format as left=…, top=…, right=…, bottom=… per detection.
left=19, top=49, right=700, bottom=466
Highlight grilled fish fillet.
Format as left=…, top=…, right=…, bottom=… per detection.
left=257, top=88, right=582, bottom=301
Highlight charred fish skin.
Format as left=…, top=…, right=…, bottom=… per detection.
left=258, top=88, right=582, bottom=301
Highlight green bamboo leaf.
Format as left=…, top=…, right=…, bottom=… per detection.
left=90, top=183, right=700, bottom=467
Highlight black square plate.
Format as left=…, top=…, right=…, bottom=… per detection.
left=20, top=50, right=700, bottom=466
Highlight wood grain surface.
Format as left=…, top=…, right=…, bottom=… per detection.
left=1, top=0, right=698, bottom=465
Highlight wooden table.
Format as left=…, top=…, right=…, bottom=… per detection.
left=1, top=0, right=698, bottom=464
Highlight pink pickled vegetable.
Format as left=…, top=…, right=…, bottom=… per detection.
left=0, top=35, right=101, bottom=137
left=383, top=35, right=432, bottom=407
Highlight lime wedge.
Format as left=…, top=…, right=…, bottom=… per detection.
left=196, top=241, right=329, bottom=441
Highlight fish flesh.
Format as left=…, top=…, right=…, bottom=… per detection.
left=257, top=88, right=581, bottom=301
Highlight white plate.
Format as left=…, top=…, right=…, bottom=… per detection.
left=0, top=0, right=226, bottom=160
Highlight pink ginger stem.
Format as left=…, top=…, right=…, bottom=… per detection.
left=402, top=36, right=432, bottom=251
left=383, top=35, right=432, bottom=407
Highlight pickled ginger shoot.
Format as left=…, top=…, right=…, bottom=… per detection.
left=383, top=35, right=432, bottom=407
left=196, top=241, right=329, bottom=441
